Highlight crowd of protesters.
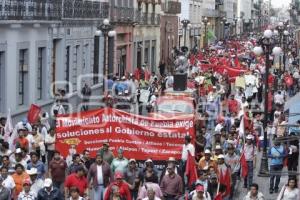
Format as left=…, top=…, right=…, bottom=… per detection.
left=0, top=34, right=300, bottom=200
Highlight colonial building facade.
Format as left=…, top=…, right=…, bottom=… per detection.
left=0, top=0, right=109, bottom=121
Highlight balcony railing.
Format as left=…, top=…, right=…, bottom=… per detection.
left=202, top=9, right=219, bottom=18
left=110, top=7, right=135, bottom=23
left=135, top=11, right=160, bottom=26
left=0, top=0, right=109, bottom=21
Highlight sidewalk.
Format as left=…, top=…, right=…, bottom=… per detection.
left=234, top=151, right=288, bottom=200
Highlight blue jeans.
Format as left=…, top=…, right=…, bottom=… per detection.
left=93, top=185, right=105, bottom=200
left=244, top=161, right=254, bottom=189
left=270, top=164, right=283, bottom=190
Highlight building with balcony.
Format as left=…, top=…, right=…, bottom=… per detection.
left=160, top=0, right=180, bottom=72
left=0, top=0, right=109, bottom=121
left=179, top=0, right=202, bottom=50
left=110, top=0, right=134, bottom=77
left=236, top=0, right=252, bottom=34
left=132, top=0, right=161, bottom=74
left=201, top=0, right=217, bottom=45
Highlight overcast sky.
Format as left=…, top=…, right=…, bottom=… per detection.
left=271, top=0, right=291, bottom=8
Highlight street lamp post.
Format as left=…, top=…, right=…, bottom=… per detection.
left=221, top=17, right=227, bottom=39
left=234, top=18, right=238, bottom=36
left=202, top=17, right=209, bottom=48
left=96, top=18, right=116, bottom=91
left=253, top=30, right=282, bottom=177
left=283, top=30, right=290, bottom=73
left=181, top=19, right=191, bottom=47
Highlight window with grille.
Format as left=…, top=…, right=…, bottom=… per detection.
left=0, top=51, right=5, bottom=113
left=65, top=46, right=70, bottom=92
left=18, top=49, right=28, bottom=105
left=72, top=45, right=80, bottom=92
left=37, top=47, right=45, bottom=100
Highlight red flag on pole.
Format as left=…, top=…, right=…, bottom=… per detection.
left=185, top=151, right=198, bottom=187
left=214, top=193, right=223, bottom=200
left=219, top=168, right=231, bottom=196
left=185, top=193, right=189, bottom=200
left=240, top=152, right=248, bottom=178
left=27, top=104, right=41, bottom=124
left=234, top=56, right=241, bottom=69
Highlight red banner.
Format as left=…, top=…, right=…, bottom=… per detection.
left=27, top=104, right=41, bottom=124
left=55, top=108, right=195, bottom=160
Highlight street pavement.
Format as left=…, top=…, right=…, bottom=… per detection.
left=234, top=151, right=289, bottom=200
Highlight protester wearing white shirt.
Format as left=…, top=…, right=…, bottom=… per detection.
left=1, top=166, right=15, bottom=195
left=181, top=135, right=195, bottom=161
left=274, top=91, right=285, bottom=106
left=26, top=168, right=43, bottom=198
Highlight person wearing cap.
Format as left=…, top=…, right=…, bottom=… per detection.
left=224, top=144, right=240, bottom=199
left=65, top=166, right=88, bottom=199
left=36, top=178, right=64, bottom=200
left=27, top=151, right=46, bottom=179
left=49, top=150, right=67, bottom=193
left=17, top=178, right=36, bottom=200
left=12, top=163, right=30, bottom=198
left=111, top=148, right=128, bottom=174
left=104, top=172, right=132, bottom=200
left=160, top=157, right=183, bottom=184
left=243, top=134, right=257, bottom=189
left=97, top=143, right=114, bottom=165
left=213, top=144, right=223, bottom=160
left=190, top=185, right=211, bottom=200
left=124, top=158, right=144, bottom=199
left=198, top=149, right=217, bottom=173
left=0, top=175, right=11, bottom=200
left=12, top=148, right=29, bottom=169
left=87, top=152, right=112, bottom=200
left=37, top=178, right=63, bottom=200
left=143, top=159, right=159, bottom=184
left=268, top=141, right=287, bottom=194
left=216, top=154, right=231, bottom=198
left=160, top=164, right=183, bottom=200
left=26, top=168, right=43, bottom=197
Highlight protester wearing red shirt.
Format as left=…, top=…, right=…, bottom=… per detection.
left=14, top=128, right=29, bottom=152
left=64, top=166, right=88, bottom=199
left=104, top=172, right=132, bottom=200
left=227, top=94, right=239, bottom=114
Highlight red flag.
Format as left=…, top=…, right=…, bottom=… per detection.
left=240, top=152, right=248, bottom=178
left=27, top=104, right=41, bottom=124
left=214, top=193, right=223, bottom=200
left=234, top=56, right=241, bottom=69
left=219, top=168, right=231, bottom=196
left=185, top=151, right=198, bottom=187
